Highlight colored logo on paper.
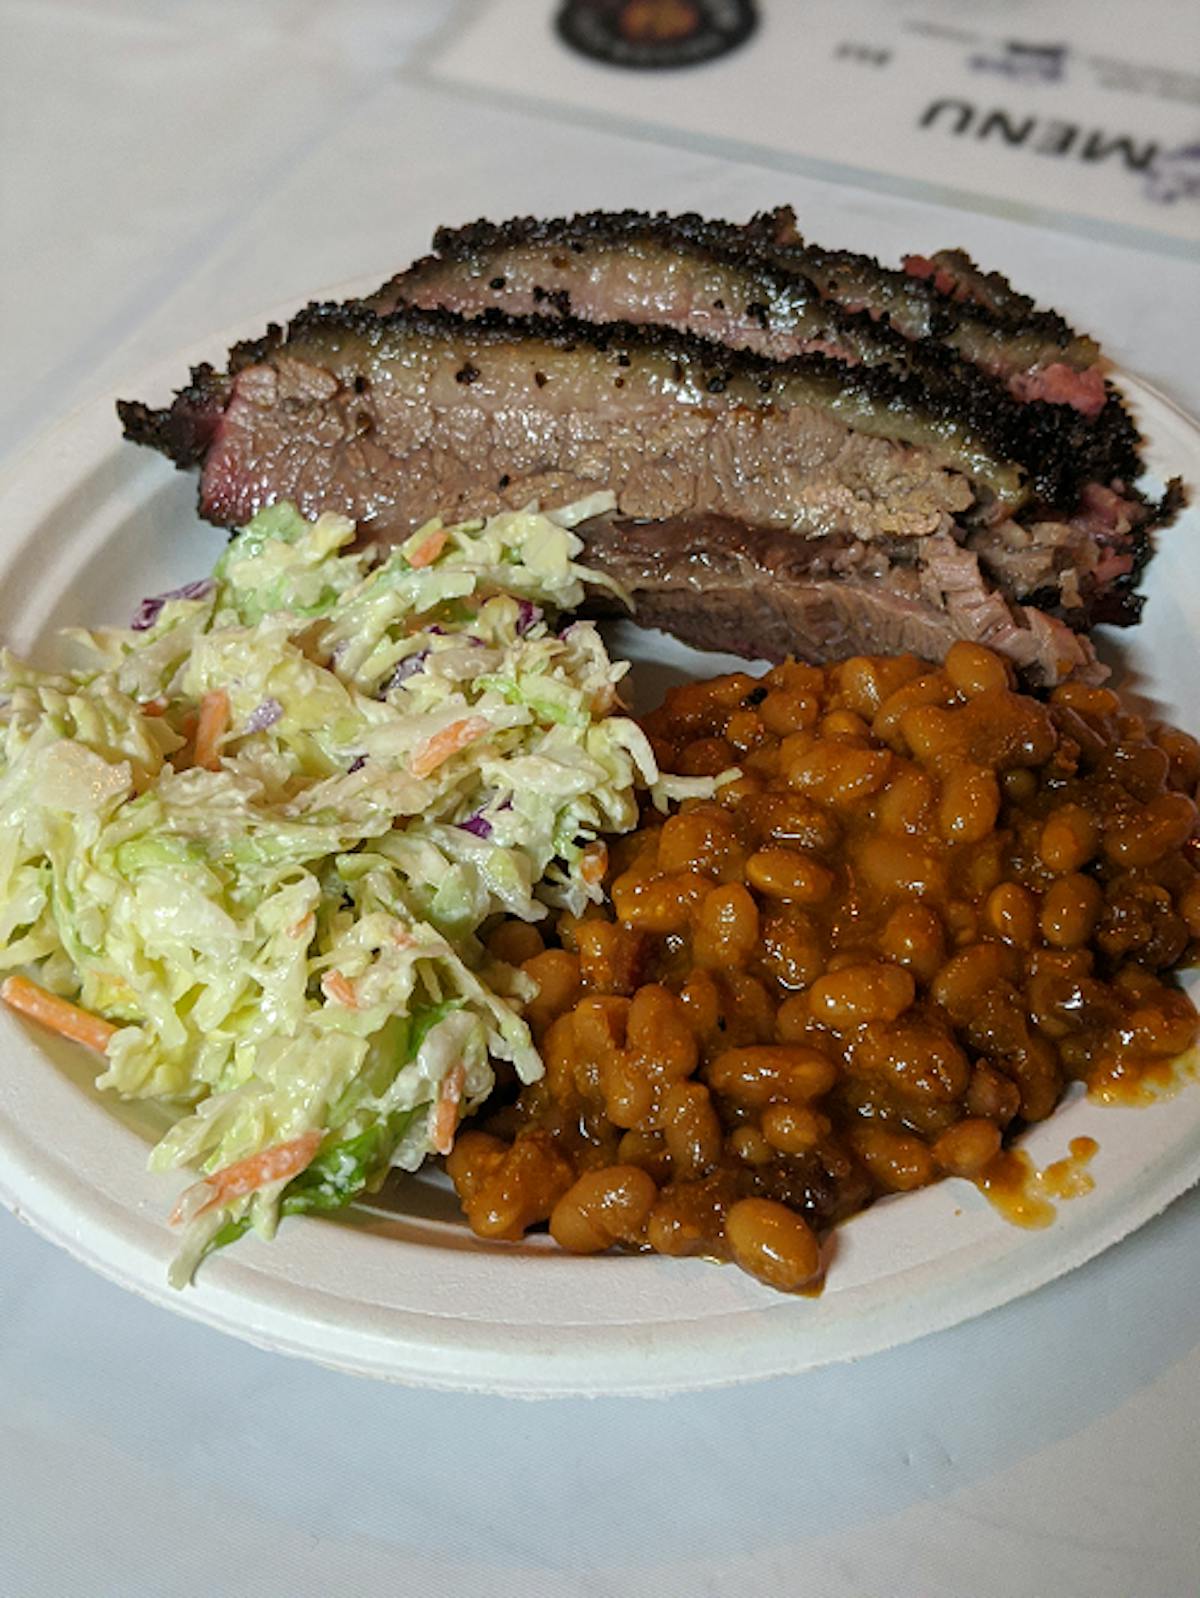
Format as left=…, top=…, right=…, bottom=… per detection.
left=556, top=0, right=758, bottom=70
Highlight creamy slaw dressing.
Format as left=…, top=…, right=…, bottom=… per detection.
left=0, top=497, right=700, bottom=1281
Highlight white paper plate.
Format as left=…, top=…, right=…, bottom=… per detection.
left=1, top=335, right=1198, bottom=1398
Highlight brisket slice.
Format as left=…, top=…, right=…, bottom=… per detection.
left=115, top=293, right=1172, bottom=684
left=122, top=300, right=1027, bottom=538
left=392, top=215, right=1181, bottom=629
left=902, top=247, right=1056, bottom=322
left=577, top=517, right=1103, bottom=686
left=755, top=208, right=1109, bottom=416
left=388, top=211, right=1140, bottom=495
left=901, top=251, right=1110, bottom=415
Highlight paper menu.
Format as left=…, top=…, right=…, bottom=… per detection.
left=423, top=0, right=1200, bottom=251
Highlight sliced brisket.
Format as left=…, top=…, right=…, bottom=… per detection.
left=388, top=211, right=1140, bottom=495
left=757, top=207, right=1108, bottom=416
left=122, top=300, right=1031, bottom=538
left=117, top=216, right=1186, bottom=687
left=389, top=211, right=1176, bottom=630
left=578, top=516, right=1103, bottom=686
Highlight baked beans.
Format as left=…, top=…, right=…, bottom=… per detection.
left=450, top=649, right=1200, bottom=1294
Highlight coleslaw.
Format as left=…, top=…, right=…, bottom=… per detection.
left=0, top=496, right=709, bottom=1282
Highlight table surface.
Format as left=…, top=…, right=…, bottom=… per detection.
left=3, top=5, right=1200, bottom=1595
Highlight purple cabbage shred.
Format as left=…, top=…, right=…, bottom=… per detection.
left=457, top=811, right=493, bottom=839
left=348, top=754, right=368, bottom=774
left=517, top=600, right=542, bottom=636
left=130, top=578, right=215, bottom=632
left=381, top=651, right=429, bottom=694
left=244, top=697, right=283, bottom=733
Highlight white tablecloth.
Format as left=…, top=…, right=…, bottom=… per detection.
left=3, top=6, right=1200, bottom=1594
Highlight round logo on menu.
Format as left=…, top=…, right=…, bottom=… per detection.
left=556, top=0, right=759, bottom=71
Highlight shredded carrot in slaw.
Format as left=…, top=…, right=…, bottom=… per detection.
left=408, top=528, right=448, bottom=568
left=321, top=971, right=358, bottom=1008
left=169, top=1131, right=323, bottom=1225
left=1, top=975, right=117, bottom=1054
left=193, top=689, right=230, bottom=771
left=431, top=1063, right=466, bottom=1156
left=411, top=716, right=488, bottom=779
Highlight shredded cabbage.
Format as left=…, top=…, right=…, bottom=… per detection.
left=0, top=497, right=680, bottom=1283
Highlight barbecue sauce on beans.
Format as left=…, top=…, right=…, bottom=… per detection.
left=450, top=645, right=1200, bottom=1293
